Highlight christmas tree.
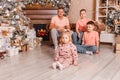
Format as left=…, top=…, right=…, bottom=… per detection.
left=106, top=1, right=120, bottom=33
left=0, top=0, right=31, bottom=40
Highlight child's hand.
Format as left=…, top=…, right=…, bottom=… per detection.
left=54, top=58, right=58, bottom=61
left=64, top=29, right=70, bottom=32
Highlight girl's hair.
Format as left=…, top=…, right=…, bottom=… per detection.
left=59, top=30, right=72, bottom=44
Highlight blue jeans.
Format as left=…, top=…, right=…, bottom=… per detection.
left=76, top=45, right=97, bottom=53
left=72, top=32, right=84, bottom=45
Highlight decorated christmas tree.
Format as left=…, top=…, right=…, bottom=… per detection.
left=106, top=1, right=120, bottom=33
left=0, top=0, right=30, bottom=40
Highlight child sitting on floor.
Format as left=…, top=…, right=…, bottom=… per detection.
left=76, top=21, right=99, bottom=55
left=52, top=30, right=78, bottom=70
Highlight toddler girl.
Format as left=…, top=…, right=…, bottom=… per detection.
left=52, top=30, right=78, bottom=70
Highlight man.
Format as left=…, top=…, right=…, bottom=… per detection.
left=49, top=7, right=70, bottom=50
left=72, top=9, right=91, bottom=45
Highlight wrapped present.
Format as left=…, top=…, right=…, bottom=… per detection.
left=21, top=44, right=28, bottom=52
left=36, top=37, right=42, bottom=46
left=115, top=44, right=120, bottom=51
left=27, top=28, right=36, bottom=39
left=28, top=38, right=35, bottom=49
left=0, top=38, right=10, bottom=49
left=10, top=39, right=15, bottom=47
left=115, top=36, right=120, bottom=44
left=7, top=46, right=19, bottom=56
left=0, top=38, right=6, bottom=48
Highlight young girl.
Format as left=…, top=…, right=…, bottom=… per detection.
left=76, top=21, right=99, bottom=54
left=52, top=31, right=78, bottom=70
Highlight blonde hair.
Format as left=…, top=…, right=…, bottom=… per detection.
left=59, top=30, right=72, bottom=44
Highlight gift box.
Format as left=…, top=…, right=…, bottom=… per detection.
left=115, top=36, right=120, bottom=44
left=21, top=44, right=28, bottom=52
left=36, top=37, right=42, bottom=46
left=116, top=44, right=120, bottom=51
left=7, top=47, right=19, bottom=56
left=114, top=43, right=120, bottom=53
left=114, top=36, right=120, bottom=53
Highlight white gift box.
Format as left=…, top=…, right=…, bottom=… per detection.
left=0, top=38, right=11, bottom=49
left=27, top=29, right=36, bottom=39
left=0, top=38, right=6, bottom=47
left=7, top=47, right=19, bottom=57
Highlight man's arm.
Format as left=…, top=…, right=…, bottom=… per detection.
left=49, top=17, right=56, bottom=30
left=65, top=17, right=70, bottom=30
left=49, top=23, right=61, bottom=31
left=82, top=32, right=85, bottom=45
left=76, top=22, right=81, bottom=38
left=49, top=23, right=55, bottom=30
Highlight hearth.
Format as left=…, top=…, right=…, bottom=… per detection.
left=33, top=24, right=49, bottom=41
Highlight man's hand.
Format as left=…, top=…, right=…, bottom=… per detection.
left=55, top=25, right=60, bottom=30
left=54, top=24, right=63, bottom=32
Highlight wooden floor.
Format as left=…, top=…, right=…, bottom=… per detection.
left=0, top=42, right=120, bottom=80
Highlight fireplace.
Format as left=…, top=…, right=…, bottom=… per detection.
left=23, top=7, right=58, bottom=41
left=34, top=24, right=49, bottom=41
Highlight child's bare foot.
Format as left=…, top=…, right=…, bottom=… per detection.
left=86, top=51, right=93, bottom=55
left=52, top=62, right=57, bottom=69
left=95, top=51, right=99, bottom=54
left=73, top=63, right=78, bottom=66
left=57, top=62, right=63, bottom=70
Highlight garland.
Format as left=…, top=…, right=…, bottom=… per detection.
left=22, top=0, right=71, bottom=15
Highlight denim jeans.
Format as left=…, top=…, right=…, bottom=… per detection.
left=75, top=45, right=97, bottom=53
left=72, top=32, right=84, bottom=45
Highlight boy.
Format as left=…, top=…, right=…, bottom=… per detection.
left=76, top=21, right=99, bottom=54
left=72, top=9, right=91, bottom=45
